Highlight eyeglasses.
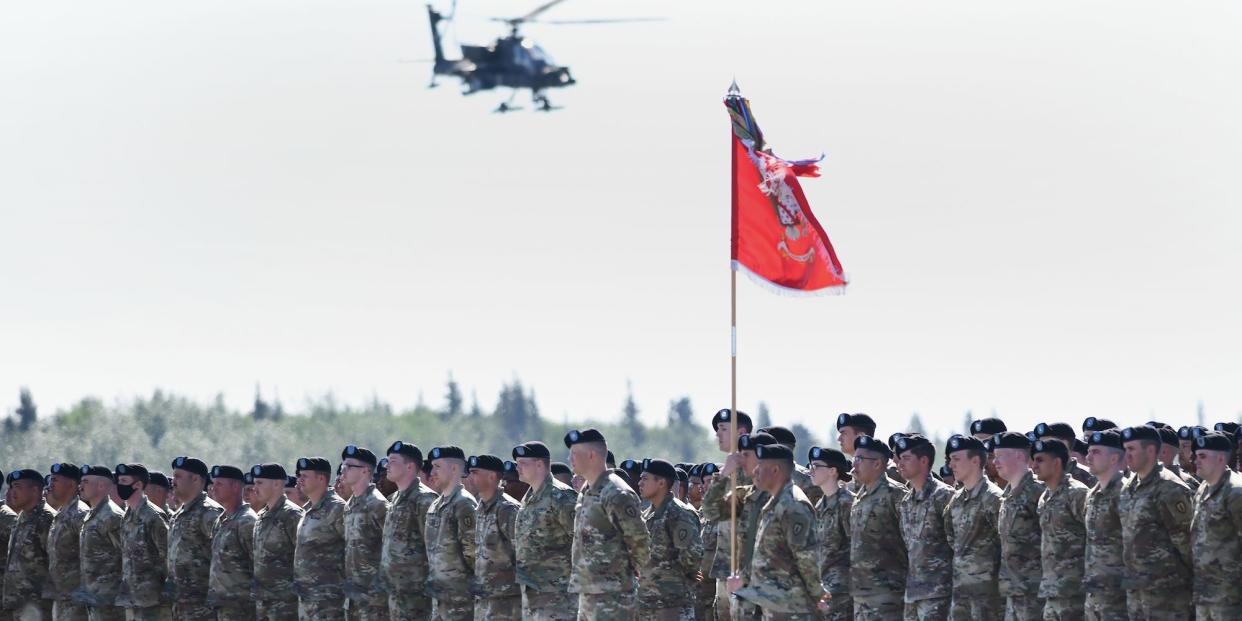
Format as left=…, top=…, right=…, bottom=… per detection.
left=852, top=456, right=880, bottom=463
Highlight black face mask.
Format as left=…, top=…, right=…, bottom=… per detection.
left=116, top=483, right=137, bottom=500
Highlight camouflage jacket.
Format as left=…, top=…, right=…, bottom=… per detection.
left=514, top=475, right=577, bottom=593
left=380, top=481, right=437, bottom=595
left=899, top=478, right=954, bottom=602
left=45, top=497, right=88, bottom=601
left=737, top=482, right=822, bottom=614
left=473, top=492, right=521, bottom=599
left=0, top=505, right=14, bottom=591
left=943, top=477, right=1002, bottom=597
left=207, top=503, right=257, bottom=608
left=343, top=485, right=388, bottom=605
left=1068, top=459, right=1097, bottom=488
left=117, top=499, right=169, bottom=609
left=700, top=473, right=768, bottom=581
left=814, top=486, right=853, bottom=596
left=1190, top=470, right=1242, bottom=605
left=997, top=471, right=1043, bottom=597
left=167, top=492, right=225, bottom=604
left=1036, top=475, right=1088, bottom=598
left=252, top=498, right=303, bottom=603
left=294, top=491, right=346, bottom=602
left=3, top=500, right=55, bottom=608
left=1083, top=472, right=1126, bottom=593
left=568, top=471, right=651, bottom=595
left=424, top=483, right=478, bottom=601
left=697, top=516, right=717, bottom=577
left=638, top=495, right=702, bottom=609
left=849, top=475, right=907, bottom=601
left=75, top=498, right=124, bottom=607
left=1119, top=465, right=1193, bottom=591
left=1167, top=463, right=1198, bottom=488
left=792, top=466, right=823, bottom=507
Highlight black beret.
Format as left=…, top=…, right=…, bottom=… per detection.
left=807, top=446, right=852, bottom=479
left=887, top=432, right=908, bottom=451
left=512, top=441, right=551, bottom=460
left=755, top=443, right=794, bottom=462
left=295, top=457, right=332, bottom=475
left=894, top=434, right=933, bottom=457
left=563, top=429, right=606, bottom=448
left=79, top=465, right=114, bottom=480
left=428, top=446, right=466, bottom=462
left=1082, top=417, right=1118, bottom=433
left=501, top=461, right=519, bottom=480
left=1213, top=422, right=1240, bottom=436
left=1121, top=425, right=1160, bottom=443
left=285, top=475, right=298, bottom=488
left=989, top=431, right=1032, bottom=451
left=737, top=432, right=777, bottom=451
left=853, top=435, right=893, bottom=459
left=243, top=472, right=254, bottom=485
left=946, top=435, right=988, bottom=454
left=1034, top=422, right=1076, bottom=441
left=971, top=418, right=1007, bottom=435
left=6, top=469, right=44, bottom=487
left=387, top=441, right=424, bottom=468
left=687, top=464, right=703, bottom=478
left=114, top=463, right=150, bottom=484
left=712, top=408, right=753, bottom=430
left=374, top=457, right=389, bottom=480
left=759, top=426, right=797, bottom=447
left=1154, top=425, right=1178, bottom=447
left=468, top=454, right=505, bottom=473
left=550, top=462, right=572, bottom=477
left=211, top=465, right=246, bottom=482
left=1145, top=420, right=1167, bottom=429
left=341, top=445, right=378, bottom=467
left=1032, top=439, right=1069, bottom=462
left=49, top=463, right=82, bottom=481
left=605, top=451, right=616, bottom=468
left=251, top=463, right=287, bottom=480
left=1087, top=430, right=1124, bottom=449
left=1178, top=425, right=1207, bottom=440
left=1195, top=431, right=1234, bottom=453
left=938, top=464, right=954, bottom=479
left=836, top=413, right=877, bottom=434
left=675, top=468, right=688, bottom=485
left=148, top=471, right=171, bottom=489
left=700, top=463, right=721, bottom=477
left=1073, top=438, right=1089, bottom=455
left=620, top=459, right=643, bottom=478
left=171, top=456, right=209, bottom=480
left=642, top=458, right=677, bottom=482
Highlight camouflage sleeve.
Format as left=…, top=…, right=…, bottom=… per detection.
left=889, top=494, right=909, bottom=554
left=1158, top=483, right=1194, bottom=570
left=555, top=492, right=576, bottom=538
left=240, top=517, right=255, bottom=565
left=610, top=492, right=651, bottom=570
left=942, top=495, right=957, bottom=546
left=1229, top=489, right=1242, bottom=539
left=456, top=500, right=477, bottom=574
left=368, top=500, right=387, bottom=535
left=789, top=504, right=826, bottom=600
left=700, top=476, right=732, bottom=522
left=107, top=515, right=123, bottom=551
left=332, top=504, right=346, bottom=539
left=151, top=513, right=169, bottom=559
left=1069, top=487, right=1088, bottom=526
left=282, top=510, right=301, bottom=547
left=669, top=511, right=703, bottom=577
left=201, top=507, right=222, bottom=541
left=499, top=503, right=518, bottom=547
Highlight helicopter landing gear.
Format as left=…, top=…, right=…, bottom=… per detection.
left=494, top=90, right=523, bottom=113
left=533, top=91, right=556, bottom=112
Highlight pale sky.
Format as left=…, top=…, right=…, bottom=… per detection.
left=2, top=0, right=1239, bottom=441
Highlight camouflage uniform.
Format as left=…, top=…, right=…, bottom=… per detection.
left=343, top=485, right=388, bottom=621
left=1083, top=473, right=1126, bottom=621
left=1190, top=469, right=1242, bottom=620
left=1119, top=465, right=1193, bottom=620
left=294, top=492, right=347, bottom=620
left=898, top=479, right=953, bottom=621
left=166, top=492, right=224, bottom=621
left=733, top=482, right=821, bottom=620
left=1067, top=459, right=1096, bottom=488
left=943, top=478, right=1002, bottom=621
left=514, top=475, right=577, bottom=621
left=814, top=487, right=853, bottom=621
left=252, top=498, right=303, bottom=621
left=75, top=498, right=125, bottom=621
left=46, top=496, right=89, bottom=621
left=637, top=495, right=702, bottom=621
left=790, top=467, right=823, bottom=507
left=423, top=483, right=478, bottom=621
left=0, top=504, right=15, bottom=607
left=1167, top=464, right=1198, bottom=489
left=381, top=481, right=437, bottom=621
left=848, top=476, right=907, bottom=620
left=4, top=500, right=56, bottom=620
left=700, top=473, right=768, bottom=620
left=116, top=500, right=170, bottom=621
left=693, top=516, right=718, bottom=621
left=997, top=472, right=1043, bottom=621
left=569, top=471, right=651, bottom=621
left=473, top=493, right=521, bottom=620
left=1036, top=475, right=1088, bottom=620
left=207, top=504, right=257, bottom=621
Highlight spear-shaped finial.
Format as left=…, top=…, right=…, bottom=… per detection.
left=727, top=78, right=741, bottom=98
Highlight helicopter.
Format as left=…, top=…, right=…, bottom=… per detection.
left=426, top=0, right=659, bottom=112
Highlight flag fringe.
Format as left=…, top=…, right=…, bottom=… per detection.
left=731, top=261, right=848, bottom=297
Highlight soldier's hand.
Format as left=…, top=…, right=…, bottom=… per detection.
left=725, top=575, right=743, bottom=593
left=695, top=570, right=704, bottom=582
left=722, top=453, right=744, bottom=477
left=817, top=593, right=832, bottom=612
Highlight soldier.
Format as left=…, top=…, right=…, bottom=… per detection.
left=1080, top=417, right=1118, bottom=437
left=511, top=441, right=578, bottom=621
left=0, top=469, right=14, bottom=601
left=708, top=408, right=752, bottom=621
left=844, top=435, right=906, bottom=620
left=204, top=466, right=256, bottom=621
left=942, top=436, right=1002, bottom=621
left=727, top=444, right=823, bottom=619
left=565, top=428, right=651, bottom=620
left=1151, top=424, right=1198, bottom=488
left=423, top=446, right=478, bottom=621
left=970, top=418, right=1009, bottom=490
left=689, top=463, right=719, bottom=621
left=1188, top=431, right=1242, bottom=619
left=4, top=469, right=56, bottom=620
left=373, top=458, right=398, bottom=501
left=1082, top=430, right=1127, bottom=621
left=146, top=474, right=171, bottom=514
left=334, top=465, right=353, bottom=503
left=113, top=464, right=170, bottom=621
left=550, top=463, right=574, bottom=488
left=467, top=455, right=521, bottom=619
left=337, top=446, right=388, bottom=621
left=380, top=442, right=436, bottom=621
left=1034, top=423, right=1096, bottom=488
left=894, top=435, right=953, bottom=621
left=284, top=476, right=308, bottom=509
left=1119, top=425, right=1193, bottom=620
left=45, top=463, right=88, bottom=621
left=252, top=463, right=303, bottom=621
left=166, top=457, right=224, bottom=621
left=702, top=432, right=775, bottom=621
left=1176, top=426, right=1206, bottom=483
left=807, top=447, right=853, bottom=621
left=294, top=456, right=347, bottom=620
left=635, top=459, right=701, bottom=621
left=1030, top=441, right=1088, bottom=620
left=991, top=432, right=1044, bottom=620
left=501, top=461, right=531, bottom=502
left=75, top=465, right=125, bottom=621
left=758, top=426, right=822, bottom=505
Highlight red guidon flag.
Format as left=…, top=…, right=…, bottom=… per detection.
left=726, top=88, right=847, bottom=294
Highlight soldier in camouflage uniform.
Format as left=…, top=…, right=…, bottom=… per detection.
left=1150, top=425, right=1198, bottom=489
left=1175, top=426, right=1204, bottom=484
left=4, top=469, right=56, bottom=620
left=688, top=463, right=719, bottom=621
left=422, top=447, right=478, bottom=621
left=807, top=447, right=853, bottom=621
left=969, top=418, right=1009, bottom=488
left=293, top=457, right=347, bottom=621
left=942, top=436, right=1002, bottom=621
left=757, top=427, right=823, bottom=506
left=1118, top=425, right=1194, bottom=620
left=113, top=464, right=171, bottom=621
left=467, top=455, right=521, bottom=620
left=75, top=466, right=125, bottom=621
left=635, top=460, right=702, bottom=621
left=380, top=442, right=437, bottom=621
left=252, top=463, right=304, bottom=621
left=1188, top=432, right=1242, bottom=620
left=991, top=432, right=1044, bottom=621
left=1034, top=423, right=1096, bottom=489
left=1082, top=430, right=1128, bottom=621
left=894, top=435, right=953, bottom=621
left=1030, top=441, right=1088, bottom=620
left=205, top=466, right=257, bottom=621
left=511, top=441, right=578, bottom=621
left=846, top=436, right=907, bottom=621
left=338, top=446, right=389, bottom=621
left=707, top=408, right=752, bottom=621
left=0, top=476, right=15, bottom=612
left=702, top=432, right=777, bottom=621
left=45, top=463, right=88, bottom=621
left=166, top=457, right=225, bottom=621
left=565, top=429, right=651, bottom=621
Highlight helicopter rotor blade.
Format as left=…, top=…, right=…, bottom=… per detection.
left=518, top=0, right=569, bottom=23
left=528, top=17, right=665, bottom=25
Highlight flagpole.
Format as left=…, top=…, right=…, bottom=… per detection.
left=728, top=82, right=740, bottom=577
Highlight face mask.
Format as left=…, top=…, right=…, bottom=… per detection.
left=116, top=483, right=137, bottom=500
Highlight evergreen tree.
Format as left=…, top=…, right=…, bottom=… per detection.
left=907, top=412, right=926, bottom=436
left=756, top=402, right=772, bottom=430
left=790, top=423, right=819, bottom=452
left=443, top=373, right=463, bottom=419
left=250, top=384, right=272, bottom=421
left=623, top=381, right=644, bottom=444
left=962, top=410, right=974, bottom=436
left=469, top=390, right=483, bottom=418
left=16, top=388, right=37, bottom=432
left=667, top=397, right=694, bottom=427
